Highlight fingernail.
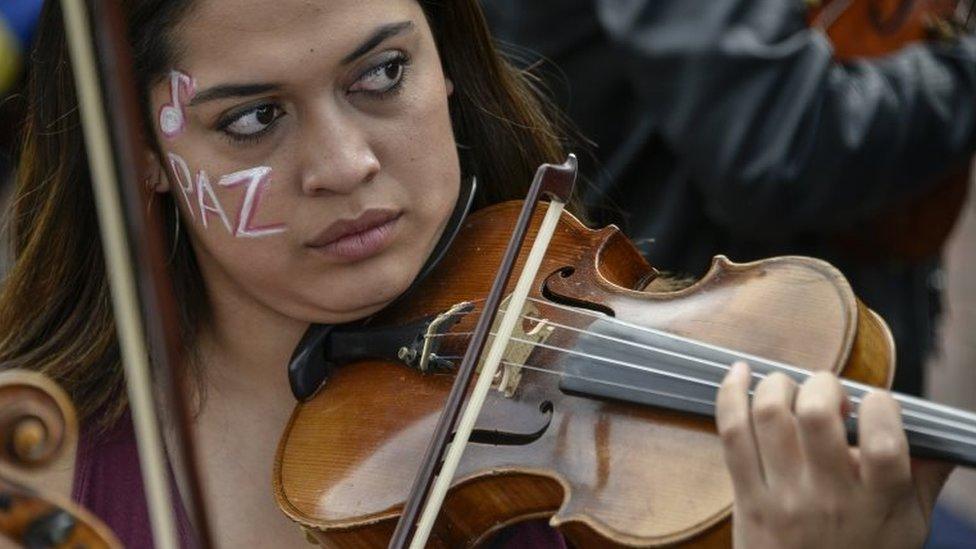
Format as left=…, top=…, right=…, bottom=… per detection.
left=729, top=361, right=749, bottom=379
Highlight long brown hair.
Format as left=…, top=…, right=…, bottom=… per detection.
left=0, top=0, right=567, bottom=429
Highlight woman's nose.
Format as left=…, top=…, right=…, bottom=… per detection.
left=299, top=110, right=381, bottom=196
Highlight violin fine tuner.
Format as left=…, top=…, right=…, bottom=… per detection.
left=405, top=301, right=474, bottom=373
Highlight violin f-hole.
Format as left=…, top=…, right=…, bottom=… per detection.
left=542, top=267, right=616, bottom=317
left=468, top=400, right=553, bottom=446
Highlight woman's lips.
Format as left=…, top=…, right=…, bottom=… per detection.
left=306, top=209, right=402, bottom=262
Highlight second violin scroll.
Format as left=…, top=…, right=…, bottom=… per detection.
left=0, top=370, right=75, bottom=471
left=0, top=370, right=121, bottom=548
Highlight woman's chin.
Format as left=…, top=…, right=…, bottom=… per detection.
left=290, top=242, right=431, bottom=324
left=298, top=284, right=409, bottom=324
left=332, top=300, right=392, bottom=323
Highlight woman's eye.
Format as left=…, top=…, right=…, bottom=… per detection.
left=350, top=54, right=407, bottom=95
left=222, top=104, right=282, bottom=138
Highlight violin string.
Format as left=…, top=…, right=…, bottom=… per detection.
left=518, top=298, right=976, bottom=427
left=519, top=322, right=976, bottom=438
left=440, top=346, right=976, bottom=447
left=442, top=295, right=840, bottom=384
left=450, top=295, right=976, bottom=427
left=428, top=312, right=976, bottom=439
left=438, top=329, right=859, bottom=425
left=491, top=358, right=976, bottom=450
left=464, top=349, right=973, bottom=448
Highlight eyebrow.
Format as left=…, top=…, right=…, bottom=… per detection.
left=187, top=21, right=414, bottom=107
left=189, top=83, right=280, bottom=106
left=341, top=20, right=414, bottom=65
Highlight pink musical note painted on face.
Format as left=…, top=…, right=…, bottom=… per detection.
left=159, top=70, right=196, bottom=139
left=219, top=167, right=287, bottom=238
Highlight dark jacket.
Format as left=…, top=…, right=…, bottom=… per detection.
left=480, top=0, right=976, bottom=394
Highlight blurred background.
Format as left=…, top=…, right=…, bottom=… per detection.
left=0, top=7, right=34, bottom=317
left=0, top=0, right=38, bottom=218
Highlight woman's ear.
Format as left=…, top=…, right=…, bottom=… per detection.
left=445, top=77, right=454, bottom=97
left=145, top=149, right=171, bottom=193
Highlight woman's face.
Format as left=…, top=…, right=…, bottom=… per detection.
left=148, top=0, right=460, bottom=325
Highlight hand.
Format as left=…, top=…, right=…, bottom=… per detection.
left=715, top=361, right=954, bottom=549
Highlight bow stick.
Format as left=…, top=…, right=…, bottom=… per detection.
left=389, top=155, right=578, bottom=548
left=60, top=1, right=212, bottom=547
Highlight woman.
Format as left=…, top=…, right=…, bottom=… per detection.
left=1, top=0, right=951, bottom=547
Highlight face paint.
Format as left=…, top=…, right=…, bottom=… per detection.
left=195, top=170, right=233, bottom=233
left=165, top=152, right=286, bottom=238
left=218, top=167, right=287, bottom=238
left=159, top=70, right=195, bottom=139
left=167, top=153, right=196, bottom=220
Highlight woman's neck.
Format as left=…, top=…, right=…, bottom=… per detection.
left=166, top=281, right=313, bottom=548
left=197, top=283, right=309, bottom=399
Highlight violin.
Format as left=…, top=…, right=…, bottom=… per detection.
left=0, top=370, right=119, bottom=548
left=274, top=178, right=976, bottom=546
left=809, top=0, right=976, bottom=260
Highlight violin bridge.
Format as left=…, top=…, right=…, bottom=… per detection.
left=478, top=296, right=554, bottom=397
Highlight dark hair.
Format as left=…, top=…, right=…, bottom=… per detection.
left=0, top=0, right=568, bottom=429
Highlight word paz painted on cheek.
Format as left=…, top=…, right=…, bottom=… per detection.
left=196, top=170, right=233, bottom=233
left=219, top=167, right=287, bottom=238
left=159, top=70, right=195, bottom=139
left=166, top=152, right=286, bottom=238
left=167, top=153, right=196, bottom=220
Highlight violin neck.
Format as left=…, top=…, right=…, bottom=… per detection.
left=882, top=390, right=976, bottom=468
left=556, top=318, right=976, bottom=468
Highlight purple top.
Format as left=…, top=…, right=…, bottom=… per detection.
left=71, top=412, right=567, bottom=548
left=71, top=412, right=196, bottom=548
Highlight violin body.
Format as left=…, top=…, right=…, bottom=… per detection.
left=809, top=0, right=974, bottom=261
left=274, top=202, right=894, bottom=547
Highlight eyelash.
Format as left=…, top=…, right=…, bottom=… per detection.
left=217, top=104, right=282, bottom=145
left=216, top=52, right=411, bottom=145
left=356, top=51, right=411, bottom=99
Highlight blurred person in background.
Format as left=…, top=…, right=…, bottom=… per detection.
left=480, top=0, right=976, bottom=400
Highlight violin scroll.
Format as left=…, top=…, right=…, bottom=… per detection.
left=0, top=370, right=121, bottom=548
left=0, top=371, right=75, bottom=471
